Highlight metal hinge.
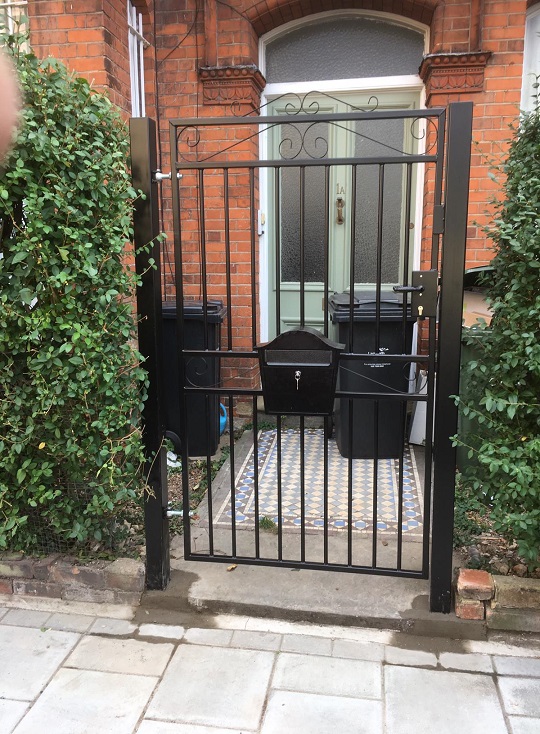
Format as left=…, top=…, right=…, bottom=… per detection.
left=433, top=205, right=445, bottom=235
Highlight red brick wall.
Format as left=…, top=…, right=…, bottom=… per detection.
left=28, top=0, right=156, bottom=117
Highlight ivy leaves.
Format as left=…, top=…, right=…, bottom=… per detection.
left=0, top=29, right=147, bottom=551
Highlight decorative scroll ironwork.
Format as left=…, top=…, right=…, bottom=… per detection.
left=174, top=91, right=441, bottom=164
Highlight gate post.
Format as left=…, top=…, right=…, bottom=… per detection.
left=430, top=102, right=473, bottom=613
left=130, top=118, right=170, bottom=590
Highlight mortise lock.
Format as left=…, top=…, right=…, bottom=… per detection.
left=336, top=196, right=345, bottom=225
left=393, top=270, right=438, bottom=319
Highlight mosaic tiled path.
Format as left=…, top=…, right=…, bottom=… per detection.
left=215, top=428, right=423, bottom=536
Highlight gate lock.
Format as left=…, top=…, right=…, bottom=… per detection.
left=256, top=327, right=344, bottom=416
left=393, top=269, right=438, bottom=320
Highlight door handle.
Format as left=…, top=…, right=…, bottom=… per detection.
left=336, top=196, right=344, bottom=225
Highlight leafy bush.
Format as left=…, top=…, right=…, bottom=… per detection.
left=455, top=101, right=540, bottom=567
left=0, top=28, right=148, bottom=551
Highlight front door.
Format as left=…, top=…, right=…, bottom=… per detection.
left=267, top=89, right=421, bottom=336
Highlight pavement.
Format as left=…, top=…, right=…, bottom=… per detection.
left=1, top=598, right=540, bottom=733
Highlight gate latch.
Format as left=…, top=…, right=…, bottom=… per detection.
left=393, top=270, right=438, bottom=319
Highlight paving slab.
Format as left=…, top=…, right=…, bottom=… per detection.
left=385, top=666, right=507, bottom=734
left=230, top=629, right=282, bottom=651
left=493, top=655, right=540, bottom=677
left=0, top=626, right=79, bottom=701
left=332, top=638, right=386, bottom=661
left=261, top=690, right=383, bottom=734
left=12, top=668, right=158, bottom=734
left=281, top=633, right=332, bottom=656
left=64, top=635, right=174, bottom=676
left=88, top=617, right=137, bottom=636
left=497, top=677, right=540, bottom=718
left=139, top=723, right=245, bottom=734
left=0, top=607, right=8, bottom=621
left=273, top=652, right=381, bottom=699
left=507, top=716, right=540, bottom=734
left=438, top=652, right=493, bottom=673
left=0, top=699, right=28, bottom=734
left=138, top=624, right=185, bottom=640
left=0, top=608, right=51, bottom=628
left=183, top=628, right=234, bottom=646
left=385, top=646, right=437, bottom=667
left=146, top=645, right=274, bottom=730
left=44, top=612, right=94, bottom=633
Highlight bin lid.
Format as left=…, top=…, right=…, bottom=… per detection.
left=329, top=291, right=412, bottom=322
left=162, top=299, right=226, bottom=322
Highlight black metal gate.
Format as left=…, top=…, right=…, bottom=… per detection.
left=130, top=99, right=473, bottom=613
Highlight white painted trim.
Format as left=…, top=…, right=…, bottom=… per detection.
left=264, top=75, right=424, bottom=98
left=521, top=5, right=540, bottom=112
left=259, top=9, right=430, bottom=76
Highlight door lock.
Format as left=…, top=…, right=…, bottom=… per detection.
left=393, top=270, right=439, bottom=319
left=336, top=196, right=345, bottom=225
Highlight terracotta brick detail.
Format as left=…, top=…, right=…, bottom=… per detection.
left=420, top=52, right=492, bottom=103
left=455, top=594, right=486, bottom=620
left=457, top=568, right=494, bottom=601
left=199, top=65, right=266, bottom=109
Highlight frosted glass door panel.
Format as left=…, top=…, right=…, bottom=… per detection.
left=266, top=17, right=424, bottom=84
left=353, top=118, right=405, bottom=284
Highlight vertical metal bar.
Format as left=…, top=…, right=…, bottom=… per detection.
left=371, top=404, right=379, bottom=569
left=430, top=102, right=473, bottom=613
left=397, top=400, right=406, bottom=570
left=432, top=112, right=447, bottom=269
left=130, top=117, right=170, bottom=590
left=205, top=394, right=214, bottom=556
left=170, top=132, right=191, bottom=565
left=277, top=415, right=283, bottom=560
left=397, top=162, right=414, bottom=570
left=300, top=415, right=306, bottom=563
left=224, top=169, right=233, bottom=351
left=371, top=164, right=385, bottom=569
left=323, top=165, right=330, bottom=338
left=250, top=168, right=257, bottom=348
left=424, top=112, right=446, bottom=576
left=347, top=164, right=357, bottom=565
left=228, top=393, right=236, bottom=557
left=275, top=167, right=281, bottom=335
left=323, top=414, right=329, bottom=565
left=253, top=395, right=260, bottom=559
left=198, top=169, right=209, bottom=349
left=348, top=165, right=357, bottom=351
left=300, top=166, right=305, bottom=327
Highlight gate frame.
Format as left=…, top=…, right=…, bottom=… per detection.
left=130, top=102, right=473, bottom=612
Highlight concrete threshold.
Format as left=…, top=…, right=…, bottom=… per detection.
left=142, top=557, right=487, bottom=641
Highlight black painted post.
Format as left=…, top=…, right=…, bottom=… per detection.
left=130, top=118, right=170, bottom=590
left=430, top=102, right=473, bottom=612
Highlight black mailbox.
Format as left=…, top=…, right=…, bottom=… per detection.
left=256, top=327, right=344, bottom=416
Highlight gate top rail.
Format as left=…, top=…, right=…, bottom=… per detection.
left=169, top=107, right=446, bottom=128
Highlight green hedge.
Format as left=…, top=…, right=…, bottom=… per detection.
left=455, top=100, right=540, bottom=567
left=0, top=29, right=148, bottom=551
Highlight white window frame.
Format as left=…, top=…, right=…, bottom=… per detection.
left=128, top=0, right=150, bottom=117
left=0, top=0, right=28, bottom=35
left=257, top=10, right=429, bottom=341
left=521, top=5, right=540, bottom=112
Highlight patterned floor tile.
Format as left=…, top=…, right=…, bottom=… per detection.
left=215, top=429, right=423, bottom=535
